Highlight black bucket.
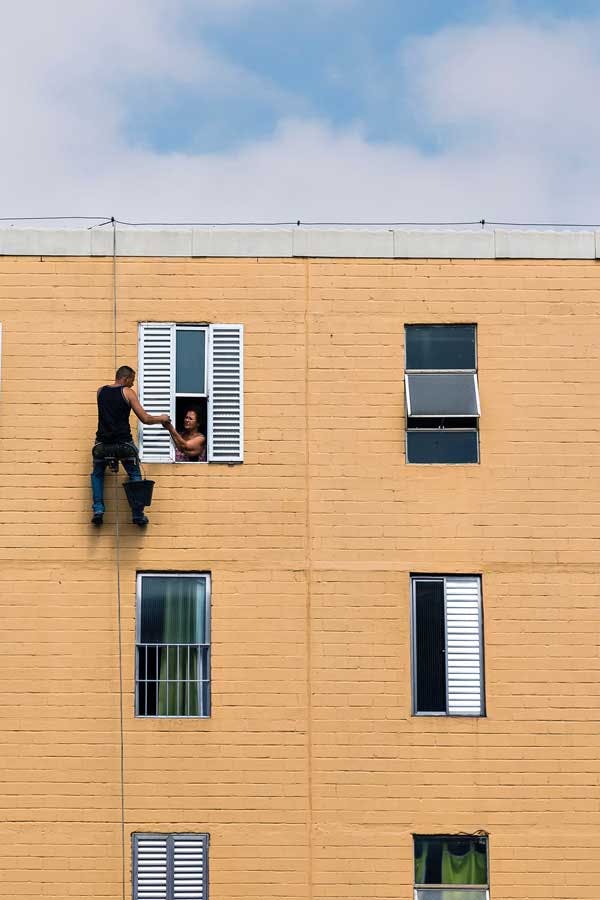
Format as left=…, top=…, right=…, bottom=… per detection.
left=123, top=479, right=155, bottom=508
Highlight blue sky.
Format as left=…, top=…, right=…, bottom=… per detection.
left=3, top=0, right=600, bottom=221
left=124, top=0, right=599, bottom=153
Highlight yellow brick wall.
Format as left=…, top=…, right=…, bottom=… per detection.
left=0, top=254, right=598, bottom=899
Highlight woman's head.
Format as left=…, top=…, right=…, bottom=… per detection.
left=183, top=406, right=201, bottom=431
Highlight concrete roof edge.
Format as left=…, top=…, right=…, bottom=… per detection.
left=0, top=227, right=597, bottom=259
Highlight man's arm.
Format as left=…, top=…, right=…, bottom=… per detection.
left=124, top=387, right=170, bottom=425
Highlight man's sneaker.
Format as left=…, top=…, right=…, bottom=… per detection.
left=132, top=515, right=149, bottom=527
left=91, top=513, right=104, bottom=526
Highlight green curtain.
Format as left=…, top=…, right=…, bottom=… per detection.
left=156, top=578, right=206, bottom=715
left=414, top=842, right=427, bottom=883
left=441, top=841, right=487, bottom=885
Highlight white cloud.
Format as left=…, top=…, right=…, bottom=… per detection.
left=2, top=7, right=600, bottom=223
left=406, top=20, right=600, bottom=151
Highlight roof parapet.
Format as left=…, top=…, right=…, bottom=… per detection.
left=0, top=227, right=598, bottom=259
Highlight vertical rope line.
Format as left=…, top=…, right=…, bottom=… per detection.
left=112, top=217, right=127, bottom=900
left=112, top=217, right=118, bottom=372
left=303, top=258, right=314, bottom=900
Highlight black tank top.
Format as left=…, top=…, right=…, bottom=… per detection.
left=96, top=386, right=132, bottom=443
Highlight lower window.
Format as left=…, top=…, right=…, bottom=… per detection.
left=414, top=834, right=489, bottom=899
left=133, top=832, right=209, bottom=900
left=406, top=418, right=479, bottom=464
left=411, top=575, right=485, bottom=716
left=136, top=573, right=211, bottom=717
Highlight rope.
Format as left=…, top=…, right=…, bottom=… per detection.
left=112, top=218, right=118, bottom=373
left=112, top=217, right=127, bottom=900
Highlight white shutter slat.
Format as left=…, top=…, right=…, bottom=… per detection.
left=446, top=577, right=484, bottom=716
left=208, top=324, right=244, bottom=463
left=134, top=835, right=169, bottom=900
left=173, top=836, right=207, bottom=900
left=138, top=323, right=174, bottom=462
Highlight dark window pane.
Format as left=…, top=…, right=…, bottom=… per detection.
left=140, top=577, right=207, bottom=644
left=137, top=680, right=146, bottom=716
left=138, top=646, right=146, bottom=680
left=407, top=374, right=479, bottom=417
left=406, top=325, right=476, bottom=370
left=146, top=646, right=158, bottom=680
left=414, top=580, right=446, bottom=713
left=415, top=836, right=488, bottom=886
left=407, top=417, right=477, bottom=430
left=176, top=328, right=206, bottom=394
left=146, top=681, right=157, bottom=715
left=407, top=430, right=478, bottom=464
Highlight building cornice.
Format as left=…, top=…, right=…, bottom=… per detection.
left=0, top=227, right=599, bottom=259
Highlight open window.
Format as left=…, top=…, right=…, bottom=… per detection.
left=138, top=322, right=243, bottom=463
left=411, top=575, right=485, bottom=716
left=136, top=573, right=211, bottom=718
left=414, top=834, right=489, bottom=899
left=405, top=325, right=480, bottom=464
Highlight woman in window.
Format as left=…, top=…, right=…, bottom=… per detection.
left=163, top=406, right=207, bottom=462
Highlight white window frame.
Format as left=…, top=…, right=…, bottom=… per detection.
left=175, top=323, right=209, bottom=400
left=133, top=832, right=209, bottom=900
left=135, top=572, right=211, bottom=719
left=411, top=575, right=485, bottom=717
left=173, top=324, right=208, bottom=464
left=138, top=322, right=244, bottom=464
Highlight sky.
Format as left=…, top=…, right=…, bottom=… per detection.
left=2, top=0, right=600, bottom=224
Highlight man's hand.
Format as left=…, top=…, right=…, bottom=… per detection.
left=157, top=414, right=171, bottom=425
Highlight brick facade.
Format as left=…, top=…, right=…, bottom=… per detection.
left=0, top=247, right=598, bottom=898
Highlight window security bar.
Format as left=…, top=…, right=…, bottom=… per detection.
left=136, top=643, right=210, bottom=717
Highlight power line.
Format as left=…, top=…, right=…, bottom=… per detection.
left=0, top=215, right=598, bottom=228
left=0, top=215, right=110, bottom=222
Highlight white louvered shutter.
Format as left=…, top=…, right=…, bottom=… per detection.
left=134, top=834, right=169, bottom=900
left=445, top=576, right=484, bottom=716
left=208, top=324, right=244, bottom=463
left=172, top=835, right=208, bottom=900
left=138, top=323, right=175, bottom=462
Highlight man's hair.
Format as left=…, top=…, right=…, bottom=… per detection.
left=115, top=365, right=135, bottom=380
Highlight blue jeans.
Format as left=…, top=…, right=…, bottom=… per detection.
left=91, top=446, right=144, bottom=519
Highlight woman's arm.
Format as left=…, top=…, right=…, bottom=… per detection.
left=163, top=423, right=206, bottom=457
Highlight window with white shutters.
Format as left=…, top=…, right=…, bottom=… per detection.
left=133, top=833, right=209, bottom=900
left=411, top=575, right=485, bottom=716
left=138, top=322, right=243, bottom=464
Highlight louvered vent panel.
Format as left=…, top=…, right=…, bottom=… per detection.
left=445, top=577, right=483, bottom=716
left=208, top=324, right=243, bottom=463
left=134, top=835, right=169, bottom=900
left=139, top=323, right=174, bottom=462
left=172, top=836, right=207, bottom=900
